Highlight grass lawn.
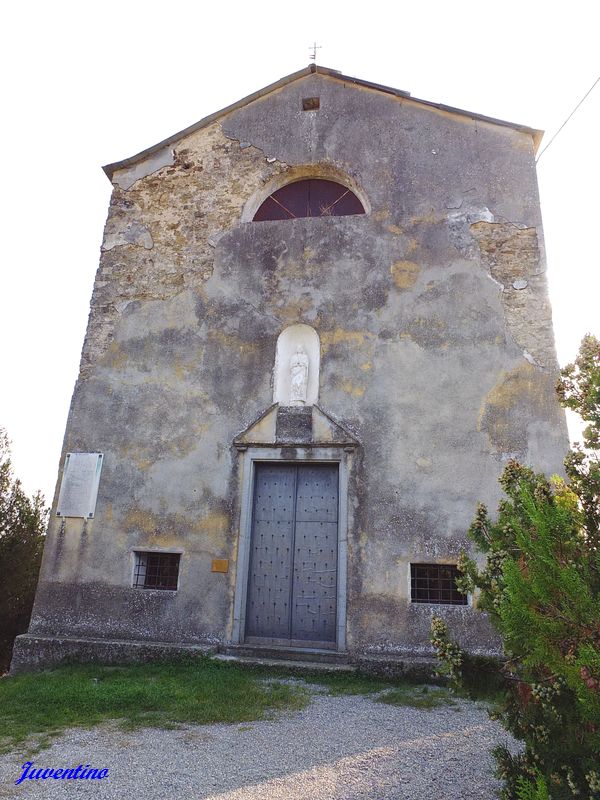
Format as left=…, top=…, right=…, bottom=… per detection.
left=377, top=684, right=459, bottom=710
left=0, top=657, right=502, bottom=754
left=301, top=671, right=498, bottom=710
left=0, top=657, right=308, bottom=753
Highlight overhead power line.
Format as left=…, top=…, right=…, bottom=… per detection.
left=536, top=74, right=600, bottom=163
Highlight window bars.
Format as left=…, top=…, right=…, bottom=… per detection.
left=410, top=563, right=467, bottom=605
left=133, top=552, right=180, bottom=590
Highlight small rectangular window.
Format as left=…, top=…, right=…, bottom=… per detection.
left=133, top=552, right=180, bottom=590
left=302, top=97, right=320, bottom=111
left=410, top=563, right=467, bottom=605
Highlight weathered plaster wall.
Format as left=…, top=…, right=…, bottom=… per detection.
left=24, top=73, right=568, bottom=659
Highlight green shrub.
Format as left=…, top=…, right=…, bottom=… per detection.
left=0, top=429, right=47, bottom=671
left=432, top=335, right=600, bottom=800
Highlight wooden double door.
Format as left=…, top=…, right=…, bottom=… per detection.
left=245, top=463, right=339, bottom=647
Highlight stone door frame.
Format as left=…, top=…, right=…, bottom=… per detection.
left=231, top=446, right=350, bottom=652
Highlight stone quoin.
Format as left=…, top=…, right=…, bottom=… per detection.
left=11, top=64, right=568, bottom=673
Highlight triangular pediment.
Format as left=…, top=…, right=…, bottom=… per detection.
left=312, top=406, right=359, bottom=446
left=234, top=404, right=359, bottom=448
left=104, top=66, right=542, bottom=183
left=234, top=404, right=278, bottom=446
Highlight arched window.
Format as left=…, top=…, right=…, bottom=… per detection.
left=253, top=179, right=365, bottom=221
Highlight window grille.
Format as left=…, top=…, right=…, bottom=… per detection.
left=410, top=563, right=467, bottom=605
left=253, top=179, right=365, bottom=221
left=133, top=552, right=180, bottom=590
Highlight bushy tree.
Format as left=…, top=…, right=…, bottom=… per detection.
left=431, top=335, right=600, bottom=800
left=557, top=333, right=600, bottom=551
left=0, top=429, right=47, bottom=671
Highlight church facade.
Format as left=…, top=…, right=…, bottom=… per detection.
left=12, top=65, right=568, bottom=672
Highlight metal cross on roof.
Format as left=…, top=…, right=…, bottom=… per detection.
left=309, top=42, right=321, bottom=61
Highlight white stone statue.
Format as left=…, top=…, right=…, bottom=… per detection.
left=289, top=345, right=309, bottom=405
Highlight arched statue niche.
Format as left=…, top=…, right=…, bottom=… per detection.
left=273, top=325, right=320, bottom=407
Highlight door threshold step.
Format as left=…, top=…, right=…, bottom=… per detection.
left=221, top=644, right=349, bottom=664
left=214, top=654, right=356, bottom=674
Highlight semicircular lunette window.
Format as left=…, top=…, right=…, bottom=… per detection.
left=253, top=179, right=365, bottom=221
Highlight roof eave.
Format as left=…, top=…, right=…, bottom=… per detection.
left=407, top=95, right=543, bottom=152
left=102, top=64, right=320, bottom=181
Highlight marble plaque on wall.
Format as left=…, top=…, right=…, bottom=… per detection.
left=56, top=453, right=104, bottom=518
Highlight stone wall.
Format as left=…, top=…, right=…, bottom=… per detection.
left=17, top=72, right=568, bottom=668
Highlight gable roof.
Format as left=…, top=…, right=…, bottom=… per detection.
left=102, top=64, right=544, bottom=181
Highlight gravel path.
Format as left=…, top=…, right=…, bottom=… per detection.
left=0, top=687, right=514, bottom=799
